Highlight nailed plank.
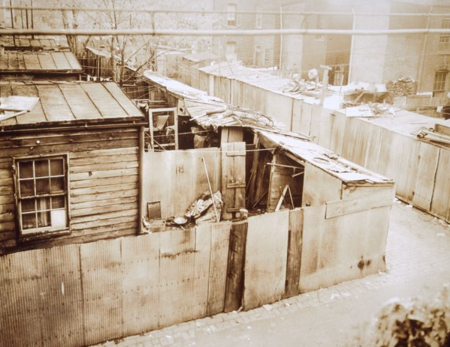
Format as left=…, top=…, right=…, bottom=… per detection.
left=70, top=188, right=138, bottom=204
left=326, top=196, right=393, bottom=219
left=207, top=221, right=232, bottom=316
left=70, top=182, right=138, bottom=197
left=69, top=167, right=138, bottom=181
left=122, top=233, right=160, bottom=336
left=431, top=148, right=450, bottom=222
left=302, top=162, right=342, bottom=207
left=224, top=220, right=247, bottom=312
left=412, top=143, right=440, bottom=211
left=285, top=208, right=303, bottom=298
left=70, top=153, right=138, bottom=167
left=71, top=209, right=138, bottom=227
left=71, top=201, right=138, bottom=218
left=70, top=175, right=138, bottom=190
left=70, top=147, right=138, bottom=159
left=81, top=239, right=123, bottom=346
left=243, top=211, right=289, bottom=310
left=221, top=142, right=246, bottom=220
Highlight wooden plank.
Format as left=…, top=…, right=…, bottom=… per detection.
left=224, top=220, right=247, bottom=312
left=71, top=201, right=138, bottom=218
left=59, top=84, right=102, bottom=120
left=431, top=148, right=450, bottom=222
left=70, top=188, right=138, bottom=204
left=317, top=107, right=333, bottom=149
left=64, top=52, right=82, bottom=70
left=37, top=84, right=76, bottom=121
left=207, top=222, right=232, bottom=316
left=70, top=182, right=138, bottom=197
left=71, top=209, right=138, bottom=228
left=70, top=175, right=138, bottom=190
left=363, top=122, right=383, bottom=172
left=69, top=167, right=138, bottom=181
left=302, top=162, right=342, bottom=207
left=71, top=196, right=137, bottom=211
left=412, top=143, right=440, bottom=211
left=291, top=99, right=303, bottom=133
left=221, top=142, right=246, bottom=220
left=326, top=196, right=393, bottom=219
left=81, top=239, right=123, bottom=345
left=299, top=102, right=312, bottom=137
left=70, top=153, right=138, bottom=167
left=284, top=208, right=303, bottom=298
left=70, top=147, right=138, bottom=159
left=243, top=211, right=289, bottom=310
left=122, top=233, right=160, bottom=335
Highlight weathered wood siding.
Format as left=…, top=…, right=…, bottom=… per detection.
left=0, top=127, right=140, bottom=250
left=0, top=223, right=232, bottom=347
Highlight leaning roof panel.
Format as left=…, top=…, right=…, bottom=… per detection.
left=0, top=51, right=82, bottom=73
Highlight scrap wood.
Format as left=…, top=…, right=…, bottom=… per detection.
left=275, top=185, right=290, bottom=212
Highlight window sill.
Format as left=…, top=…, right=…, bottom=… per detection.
left=18, top=228, right=71, bottom=243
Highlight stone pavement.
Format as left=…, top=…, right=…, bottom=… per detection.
left=93, top=201, right=450, bottom=347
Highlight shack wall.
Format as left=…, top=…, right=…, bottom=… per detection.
left=0, top=127, right=140, bottom=252
left=143, top=149, right=221, bottom=219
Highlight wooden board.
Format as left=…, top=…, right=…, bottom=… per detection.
left=317, top=107, right=333, bottom=149
left=224, top=221, right=247, bottom=312
left=221, top=142, right=246, bottom=220
left=326, top=195, right=393, bottom=219
left=284, top=208, right=303, bottom=298
left=81, top=239, right=123, bottom=346
left=37, top=84, right=75, bottom=121
left=412, top=143, right=440, bottom=211
left=291, top=99, right=303, bottom=133
left=206, top=222, right=232, bottom=315
left=431, top=148, right=450, bottom=222
left=299, top=102, right=312, bottom=137
left=302, top=162, right=342, bottom=207
left=59, top=84, right=102, bottom=119
left=243, top=211, right=289, bottom=310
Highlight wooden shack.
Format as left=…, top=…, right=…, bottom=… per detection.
left=0, top=80, right=145, bottom=252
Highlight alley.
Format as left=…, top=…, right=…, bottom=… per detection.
left=95, top=200, right=450, bottom=347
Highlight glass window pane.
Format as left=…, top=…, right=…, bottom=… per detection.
left=22, top=213, right=37, bottom=229
left=52, top=196, right=65, bottom=209
left=50, top=177, right=65, bottom=194
left=36, top=197, right=51, bottom=211
left=50, top=159, right=64, bottom=176
left=19, top=161, right=33, bottom=179
left=37, top=211, right=51, bottom=228
left=22, top=199, right=36, bottom=212
left=20, top=180, right=35, bottom=197
left=35, top=160, right=49, bottom=177
left=36, top=178, right=50, bottom=195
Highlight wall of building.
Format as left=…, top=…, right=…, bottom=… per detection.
left=0, top=126, right=140, bottom=253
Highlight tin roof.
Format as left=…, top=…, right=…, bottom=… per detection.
left=144, top=70, right=208, bottom=99
left=0, top=51, right=82, bottom=73
left=0, top=81, right=144, bottom=129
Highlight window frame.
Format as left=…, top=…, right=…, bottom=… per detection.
left=434, top=70, right=448, bottom=94
left=13, top=154, right=71, bottom=241
left=439, top=18, right=450, bottom=44
left=227, top=3, right=237, bottom=27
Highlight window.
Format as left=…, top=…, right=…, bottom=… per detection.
left=440, top=18, right=450, bottom=44
left=15, top=156, right=68, bottom=236
left=256, top=6, right=262, bottom=29
left=227, top=3, right=237, bottom=26
left=434, top=70, right=448, bottom=95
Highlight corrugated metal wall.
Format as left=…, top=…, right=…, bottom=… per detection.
left=0, top=223, right=231, bottom=347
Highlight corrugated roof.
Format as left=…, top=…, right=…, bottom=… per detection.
left=0, top=51, right=82, bottom=72
left=0, top=81, right=144, bottom=129
left=258, top=131, right=393, bottom=184
left=183, top=52, right=218, bottom=63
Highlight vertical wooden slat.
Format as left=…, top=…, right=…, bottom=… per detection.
left=431, top=148, right=450, bottom=222
left=81, top=239, right=123, bottom=346
left=206, top=221, right=232, bottom=315
left=243, top=211, right=289, bottom=310
left=224, top=220, right=248, bottom=312
left=284, top=208, right=303, bottom=298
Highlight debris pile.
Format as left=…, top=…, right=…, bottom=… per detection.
left=185, top=191, right=223, bottom=224
left=386, top=77, right=417, bottom=97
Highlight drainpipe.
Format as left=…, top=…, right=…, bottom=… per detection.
left=417, top=6, right=432, bottom=94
